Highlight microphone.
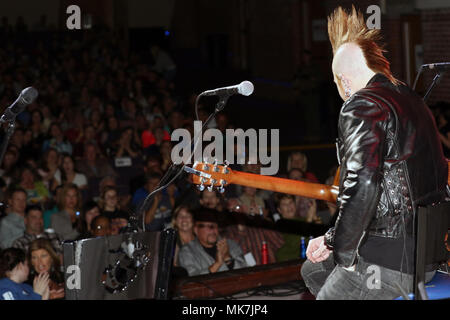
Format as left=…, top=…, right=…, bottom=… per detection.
left=1, top=87, right=38, bottom=123
left=202, top=81, right=254, bottom=97
left=423, top=62, right=450, bottom=72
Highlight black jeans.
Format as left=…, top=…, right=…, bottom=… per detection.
left=300, top=253, right=436, bottom=300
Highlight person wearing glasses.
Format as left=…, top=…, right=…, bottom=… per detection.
left=178, top=208, right=247, bottom=276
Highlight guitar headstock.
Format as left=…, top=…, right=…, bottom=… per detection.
left=189, top=160, right=232, bottom=193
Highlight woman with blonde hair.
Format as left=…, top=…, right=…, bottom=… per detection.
left=286, top=151, right=318, bottom=183
left=50, top=183, right=82, bottom=241
left=28, top=238, right=64, bottom=299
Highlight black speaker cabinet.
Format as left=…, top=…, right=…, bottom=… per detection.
left=63, top=229, right=175, bottom=300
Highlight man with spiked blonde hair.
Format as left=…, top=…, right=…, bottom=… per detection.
left=300, top=6, right=448, bottom=299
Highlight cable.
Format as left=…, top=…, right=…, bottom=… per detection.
left=138, top=93, right=225, bottom=231
left=139, top=166, right=185, bottom=231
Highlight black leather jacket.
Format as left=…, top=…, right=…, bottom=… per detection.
left=325, top=73, right=448, bottom=267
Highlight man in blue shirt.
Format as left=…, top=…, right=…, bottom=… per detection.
left=132, top=173, right=176, bottom=231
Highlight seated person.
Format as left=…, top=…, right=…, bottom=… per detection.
left=178, top=208, right=247, bottom=276
left=0, top=149, right=18, bottom=187
left=90, top=215, right=111, bottom=237
left=223, top=198, right=285, bottom=266
left=50, top=184, right=83, bottom=241
left=0, top=248, right=49, bottom=300
left=141, top=115, right=171, bottom=149
left=171, top=205, right=195, bottom=267
left=111, top=126, right=141, bottom=159
left=273, top=194, right=303, bottom=262
left=286, top=151, right=319, bottom=183
left=129, top=155, right=163, bottom=195
left=27, top=239, right=65, bottom=300
left=133, top=173, right=174, bottom=231
left=17, top=165, right=50, bottom=206
left=43, top=185, right=63, bottom=229
left=199, top=190, right=224, bottom=212
left=110, top=210, right=130, bottom=235
left=238, top=186, right=268, bottom=217
left=97, top=186, right=129, bottom=235
left=288, top=168, right=320, bottom=222
left=42, top=122, right=73, bottom=155
left=12, top=205, right=63, bottom=256
left=143, top=127, right=170, bottom=156
left=76, top=200, right=100, bottom=239
left=54, top=154, right=88, bottom=190
left=0, top=188, right=27, bottom=249
left=75, top=143, right=116, bottom=180
left=37, top=148, right=60, bottom=193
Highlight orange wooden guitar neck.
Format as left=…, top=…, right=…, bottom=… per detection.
left=230, top=170, right=339, bottom=203
left=190, top=161, right=450, bottom=203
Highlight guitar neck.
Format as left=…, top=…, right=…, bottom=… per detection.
left=229, top=171, right=338, bottom=202
left=190, top=160, right=450, bottom=203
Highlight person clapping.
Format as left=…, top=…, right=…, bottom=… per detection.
left=0, top=248, right=50, bottom=300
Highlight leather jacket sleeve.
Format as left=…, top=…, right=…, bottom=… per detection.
left=330, top=94, right=388, bottom=267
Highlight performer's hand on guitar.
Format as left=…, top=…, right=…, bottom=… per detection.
left=306, top=236, right=332, bottom=263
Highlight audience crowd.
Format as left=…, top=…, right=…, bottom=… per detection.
left=0, top=21, right=346, bottom=300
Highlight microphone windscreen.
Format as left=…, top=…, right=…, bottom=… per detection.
left=238, top=81, right=254, bottom=96
left=21, top=87, right=39, bottom=104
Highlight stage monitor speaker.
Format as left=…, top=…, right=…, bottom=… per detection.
left=63, top=229, right=176, bottom=300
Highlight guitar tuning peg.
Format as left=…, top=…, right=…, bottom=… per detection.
left=218, top=180, right=226, bottom=194
left=197, top=183, right=205, bottom=192
left=223, top=160, right=230, bottom=174
left=203, top=157, right=210, bottom=164
left=213, top=159, right=218, bottom=165
left=207, top=179, right=216, bottom=192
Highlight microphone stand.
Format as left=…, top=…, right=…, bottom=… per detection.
left=0, top=117, right=17, bottom=168
left=412, top=64, right=447, bottom=300
left=137, top=93, right=230, bottom=231
left=0, top=117, right=17, bottom=215
left=423, top=72, right=443, bottom=103
left=412, top=65, right=423, bottom=91
left=413, top=63, right=448, bottom=102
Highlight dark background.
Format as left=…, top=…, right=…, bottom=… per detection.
left=2, top=0, right=450, bottom=180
